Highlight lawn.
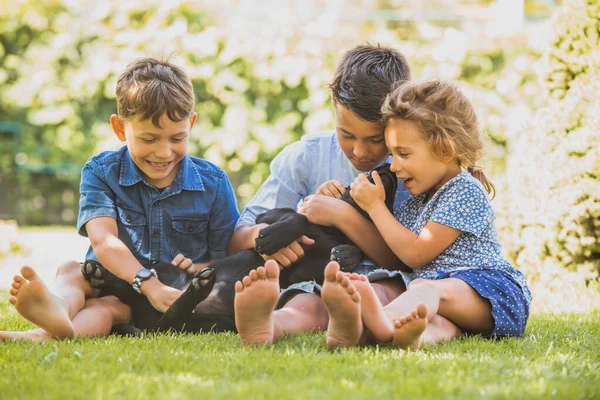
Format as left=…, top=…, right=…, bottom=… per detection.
left=1, top=291, right=599, bottom=400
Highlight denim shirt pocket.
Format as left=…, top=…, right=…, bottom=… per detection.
left=169, top=217, right=209, bottom=261
left=116, top=206, right=147, bottom=254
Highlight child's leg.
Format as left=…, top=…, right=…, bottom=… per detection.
left=350, top=276, right=479, bottom=346
left=5, top=261, right=101, bottom=339
left=0, top=296, right=131, bottom=341
left=72, top=296, right=131, bottom=337
left=51, top=261, right=99, bottom=319
left=234, top=260, right=328, bottom=345
left=386, top=278, right=493, bottom=348
left=348, top=273, right=402, bottom=342
left=321, top=261, right=364, bottom=349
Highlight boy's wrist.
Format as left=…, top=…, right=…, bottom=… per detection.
left=139, top=276, right=161, bottom=296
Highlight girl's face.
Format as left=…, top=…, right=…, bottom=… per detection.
left=385, top=118, right=460, bottom=199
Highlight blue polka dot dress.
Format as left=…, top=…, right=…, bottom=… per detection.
left=394, top=172, right=531, bottom=337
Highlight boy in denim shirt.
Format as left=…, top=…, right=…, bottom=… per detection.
left=1, top=58, right=239, bottom=340
left=230, top=45, right=413, bottom=345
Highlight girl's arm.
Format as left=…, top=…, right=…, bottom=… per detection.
left=351, top=172, right=460, bottom=270
left=368, top=206, right=460, bottom=269
left=298, top=195, right=408, bottom=271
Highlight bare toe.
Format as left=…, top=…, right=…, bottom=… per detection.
left=256, top=266, right=267, bottom=279
left=20, top=266, right=35, bottom=280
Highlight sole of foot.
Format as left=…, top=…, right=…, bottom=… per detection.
left=347, top=273, right=395, bottom=343
left=9, top=266, right=74, bottom=340
left=234, top=260, right=280, bottom=345
left=0, top=328, right=50, bottom=342
left=321, top=262, right=363, bottom=349
left=392, top=303, right=428, bottom=350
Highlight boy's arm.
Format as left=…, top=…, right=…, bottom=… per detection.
left=86, top=217, right=182, bottom=313
left=228, top=142, right=314, bottom=265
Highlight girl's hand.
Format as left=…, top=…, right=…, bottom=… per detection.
left=350, top=171, right=386, bottom=214
left=298, top=194, right=345, bottom=227
left=316, top=179, right=346, bottom=198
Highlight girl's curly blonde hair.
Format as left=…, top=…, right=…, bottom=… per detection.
left=381, top=79, right=496, bottom=198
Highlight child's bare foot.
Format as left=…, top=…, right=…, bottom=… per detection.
left=8, top=266, right=74, bottom=339
left=392, top=303, right=428, bottom=350
left=0, top=328, right=51, bottom=341
left=234, top=260, right=280, bottom=345
left=321, top=262, right=363, bottom=349
left=347, top=273, right=394, bottom=343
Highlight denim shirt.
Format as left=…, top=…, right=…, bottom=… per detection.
left=77, top=146, right=239, bottom=267
left=237, top=131, right=410, bottom=228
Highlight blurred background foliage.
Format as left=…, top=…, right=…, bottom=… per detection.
left=0, top=0, right=598, bottom=306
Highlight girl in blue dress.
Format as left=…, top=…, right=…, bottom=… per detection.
left=318, top=79, right=531, bottom=349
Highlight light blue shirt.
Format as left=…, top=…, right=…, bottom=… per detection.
left=78, top=146, right=239, bottom=267
left=394, top=172, right=531, bottom=302
left=237, top=132, right=410, bottom=228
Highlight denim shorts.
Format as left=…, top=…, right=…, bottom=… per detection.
left=275, top=260, right=411, bottom=309
left=434, top=268, right=530, bottom=337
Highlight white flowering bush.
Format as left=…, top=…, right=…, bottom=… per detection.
left=0, top=0, right=548, bottom=228
left=497, top=0, right=600, bottom=310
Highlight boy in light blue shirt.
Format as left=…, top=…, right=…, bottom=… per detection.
left=1, top=58, right=239, bottom=341
left=230, top=44, right=413, bottom=345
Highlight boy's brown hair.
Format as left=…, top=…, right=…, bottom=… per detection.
left=116, top=57, right=195, bottom=127
left=382, top=79, right=496, bottom=198
left=330, top=44, right=411, bottom=122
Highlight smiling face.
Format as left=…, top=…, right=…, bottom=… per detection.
left=386, top=118, right=461, bottom=199
left=111, top=113, right=197, bottom=188
left=334, top=103, right=390, bottom=172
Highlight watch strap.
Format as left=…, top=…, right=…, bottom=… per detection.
left=132, top=268, right=157, bottom=294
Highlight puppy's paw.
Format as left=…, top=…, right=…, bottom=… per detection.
left=330, top=245, right=363, bottom=272
left=81, top=260, right=108, bottom=289
left=191, top=267, right=216, bottom=292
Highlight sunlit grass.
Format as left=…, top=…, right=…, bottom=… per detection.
left=1, top=291, right=598, bottom=400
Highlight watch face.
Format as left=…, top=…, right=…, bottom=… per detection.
left=137, top=269, right=153, bottom=279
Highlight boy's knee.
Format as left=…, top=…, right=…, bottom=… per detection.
left=56, top=261, right=83, bottom=278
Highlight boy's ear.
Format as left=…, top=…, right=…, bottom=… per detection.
left=189, top=112, right=197, bottom=130
left=110, top=114, right=126, bottom=142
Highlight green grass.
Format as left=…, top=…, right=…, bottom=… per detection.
left=1, top=292, right=599, bottom=400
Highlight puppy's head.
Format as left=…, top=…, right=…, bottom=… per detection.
left=341, top=163, right=398, bottom=221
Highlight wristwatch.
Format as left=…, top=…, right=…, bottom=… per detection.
left=132, top=268, right=158, bottom=294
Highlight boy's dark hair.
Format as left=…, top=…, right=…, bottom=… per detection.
left=330, top=44, right=411, bottom=122
left=116, top=57, right=195, bottom=128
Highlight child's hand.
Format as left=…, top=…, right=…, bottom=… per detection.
left=298, top=194, right=345, bottom=227
left=260, top=235, right=315, bottom=269
left=350, top=171, right=386, bottom=214
left=171, top=253, right=196, bottom=276
left=316, top=179, right=346, bottom=198
left=141, top=279, right=182, bottom=313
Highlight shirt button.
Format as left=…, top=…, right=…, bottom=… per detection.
left=188, top=225, right=194, bottom=232
left=152, top=260, right=158, bottom=265
left=126, top=215, right=132, bottom=223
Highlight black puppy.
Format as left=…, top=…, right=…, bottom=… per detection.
left=83, top=163, right=398, bottom=334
